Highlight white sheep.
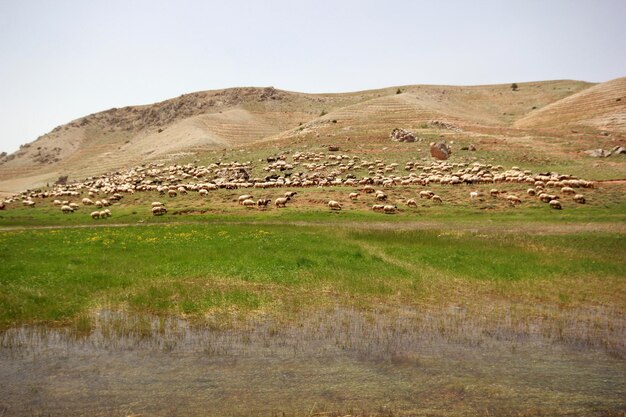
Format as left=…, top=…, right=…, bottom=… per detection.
left=561, top=186, right=575, bottom=195
left=419, top=190, right=434, bottom=199
left=375, top=191, right=387, bottom=201
left=506, top=195, right=522, bottom=205
left=549, top=199, right=562, bottom=210
left=573, top=194, right=586, bottom=204
left=406, top=199, right=418, bottom=208
left=91, top=211, right=101, bottom=219
left=372, top=204, right=385, bottom=212
left=275, top=197, right=289, bottom=208
left=431, top=195, right=442, bottom=203
left=61, top=205, right=74, bottom=213
left=489, top=189, right=500, bottom=197
left=242, top=199, right=256, bottom=208
left=238, top=194, right=254, bottom=204
left=151, top=201, right=164, bottom=207
left=383, top=205, right=398, bottom=214
left=285, top=191, right=298, bottom=198
left=167, top=190, right=177, bottom=198
left=257, top=198, right=271, bottom=207
left=82, top=198, right=94, bottom=205
left=328, top=200, right=342, bottom=210
left=349, top=192, right=359, bottom=200
left=152, top=206, right=167, bottom=216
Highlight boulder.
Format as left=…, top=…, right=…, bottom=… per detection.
left=390, top=128, right=416, bottom=142
left=430, top=142, right=451, bottom=160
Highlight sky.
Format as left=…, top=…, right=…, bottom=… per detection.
left=0, top=0, right=625, bottom=154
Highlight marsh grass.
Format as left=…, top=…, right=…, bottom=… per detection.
left=1, top=224, right=624, bottom=356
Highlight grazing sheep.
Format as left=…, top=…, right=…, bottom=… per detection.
left=23, top=200, right=35, bottom=207
left=257, top=198, right=271, bottom=207
left=506, top=195, right=522, bottom=205
left=199, top=189, right=209, bottom=196
left=406, top=199, right=418, bottom=208
left=69, top=202, right=80, bottom=210
left=167, top=190, right=177, bottom=198
left=349, top=192, right=359, bottom=200
left=549, top=199, right=562, bottom=210
left=95, top=200, right=103, bottom=208
left=363, top=185, right=375, bottom=194
left=285, top=191, right=298, bottom=198
left=53, top=199, right=63, bottom=206
left=101, top=209, right=111, bottom=218
left=275, top=197, right=289, bottom=208
left=242, top=199, right=256, bottom=208
left=561, top=186, right=575, bottom=195
left=372, top=204, right=385, bottom=212
left=91, top=211, right=101, bottom=219
left=151, top=201, right=164, bottom=207
left=238, top=194, right=254, bottom=204
left=152, top=206, right=167, bottom=216
left=419, top=190, right=434, bottom=199
left=383, top=205, right=398, bottom=214
left=431, top=195, right=442, bottom=203
left=527, top=188, right=536, bottom=196
left=539, top=193, right=558, bottom=203
left=573, top=194, right=586, bottom=204
left=61, top=205, right=74, bottom=213
left=82, top=198, right=94, bottom=205
left=375, top=191, right=387, bottom=201
left=100, top=198, right=110, bottom=207
left=489, top=189, right=500, bottom=197
left=328, top=200, right=342, bottom=210
left=469, top=191, right=481, bottom=199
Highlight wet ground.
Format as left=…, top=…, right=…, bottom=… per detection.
left=1, top=309, right=625, bottom=416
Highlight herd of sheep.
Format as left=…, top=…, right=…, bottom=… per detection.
left=0, top=151, right=594, bottom=218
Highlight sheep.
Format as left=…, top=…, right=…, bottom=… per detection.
left=489, top=189, right=500, bottom=197
left=151, top=201, right=164, bottom=207
left=549, top=199, right=562, bottom=210
left=363, top=185, right=375, bottom=194
left=101, top=209, right=111, bottom=218
left=328, top=200, right=342, bottom=210
left=372, top=204, right=385, bottom=212
left=561, top=186, right=576, bottom=195
left=91, top=211, right=101, bottom=219
left=285, top=191, right=298, bottom=198
left=419, top=190, right=434, bottom=199
left=469, top=191, right=481, bottom=199
left=152, top=206, right=167, bottom=216
left=431, top=195, right=442, bottom=203
left=238, top=194, right=254, bottom=204
left=375, top=191, right=387, bottom=201
left=53, top=199, right=63, bottom=206
left=275, top=197, right=289, bottom=208
left=573, top=194, right=586, bottom=204
left=199, top=189, right=209, bottom=196
left=383, top=205, right=398, bottom=214
left=82, top=198, right=94, bottom=205
left=167, top=190, right=177, bottom=198
left=506, top=195, right=522, bottom=205
left=406, top=198, right=418, bottom=208
left=100, top=198, right=110, bottom=207
left=242, top=199, right=256, bottom=208
left=526, top=188, right=536, bottom=196
left=539, top=193, right=558, bottom=203
left=95, top=200, right=103, bottom=208
left=61, top=205, right=74, bottom=213
left=349, top=192, right=359, bottom=200
left=257, top=198, right=271, bottom=207
left=22, top=200, right=35, bottom=207
left=69, top=203, right=80, bottom=210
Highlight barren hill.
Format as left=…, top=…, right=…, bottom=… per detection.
left=515, top=77, right=626, bottom=132
left=1, top=78, right=624, bottom=193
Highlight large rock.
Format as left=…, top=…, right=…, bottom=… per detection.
left=390, top=128, right=416, bottom=142
left=430, top=142, right=451, bottom=160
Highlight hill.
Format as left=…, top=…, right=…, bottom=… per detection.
left=1, top=78, right=624, bottom=194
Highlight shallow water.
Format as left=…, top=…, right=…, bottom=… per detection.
left=1, top=308, right=625, bottom=416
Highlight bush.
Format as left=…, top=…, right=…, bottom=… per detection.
left=511, top=83, right=519, bottom=91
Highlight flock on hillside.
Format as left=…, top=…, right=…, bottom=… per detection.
left=0, top=150, right=594, bottom=218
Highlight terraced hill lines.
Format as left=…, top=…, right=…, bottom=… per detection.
left=515, top=77, right=626, bottom=132
left=1, top=79, right=624, bottom=193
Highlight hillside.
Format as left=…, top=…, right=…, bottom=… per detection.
left=515, top=76, right=626, bottom=132
left=1, top=78, right=625, bottom=194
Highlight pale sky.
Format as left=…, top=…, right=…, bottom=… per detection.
left=0, top=0, right=625, bottom=154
